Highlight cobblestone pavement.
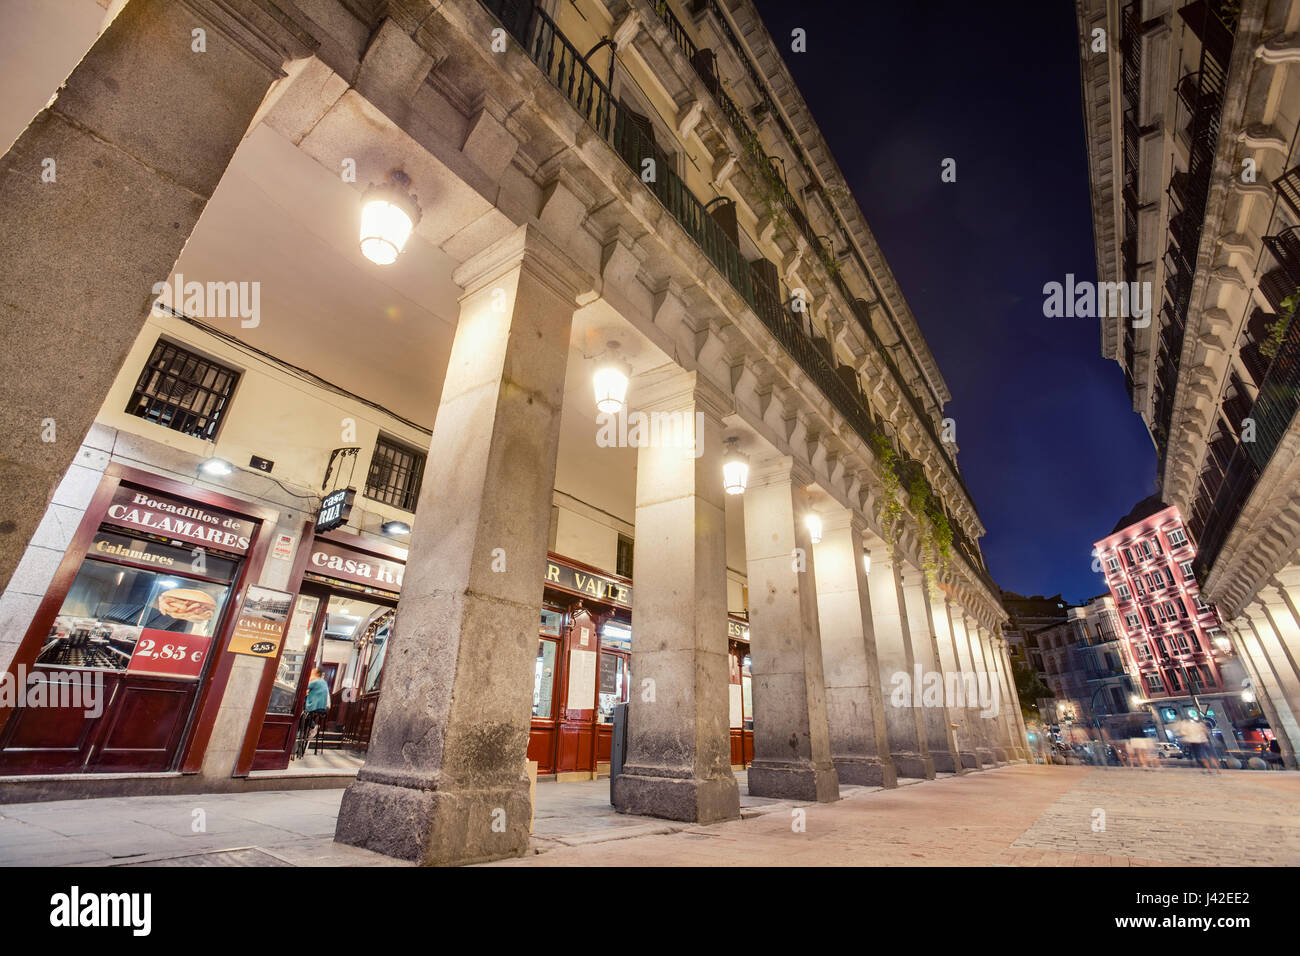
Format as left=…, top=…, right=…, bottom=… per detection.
left=0, top=764, right=1295, bottom=866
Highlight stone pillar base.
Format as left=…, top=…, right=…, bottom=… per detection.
left=958, top=751, right=981, bottom=770
left=747, top=759, right=839, bottom=801
left=890, top=752, right=936, bottom=779
left=991, top=747, right=1009, bottom=764
left=611, top=769, right=740, bottom=823
left=832, top=754, right=897, bottom=788
left=976, top=748, right=996, bottom=768
left=335, top=770, right=532, bottom=866
left=930, top=750, right=958, bottom=774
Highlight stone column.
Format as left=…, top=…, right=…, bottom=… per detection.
left=1231, top=619, right=1299, bottom=768
left=334, top=225, right=590, bottom=865
left=899, top=576, right=958, bottom=773
left=969, top=620, right=1009, bottom=763
left=928, top=590, right=978, bottom=770
left=866, top=548, right=934, bottom=779
left=811, top=509, right=897, bottom=787
left=1242, top=603, right=1300, bottom=758
left=0, top=0, right=313, bottom=593
left=742, top=457, right=839, bottom=801
left=996, top=634, right=1030, bottom=760
left=984, top=628, right=1023, bottom=761
left=611, top=368, right=740, bottom=823
left=951, top=609, right=995, bottom=767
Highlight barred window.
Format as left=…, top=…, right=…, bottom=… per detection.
left=126, top=339, right=239, bottom=441
left=365, top=435, right=426, bottom=512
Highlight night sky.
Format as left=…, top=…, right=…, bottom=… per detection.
left=753, top=0, right=1157, bottom=605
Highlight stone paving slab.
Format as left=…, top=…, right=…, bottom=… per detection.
left=0, top=764, right=1295, bottom=867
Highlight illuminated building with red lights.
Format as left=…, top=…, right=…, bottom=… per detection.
left=1094, top=496, right=1263, bottom=752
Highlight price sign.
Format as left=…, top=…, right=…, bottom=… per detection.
left=127, top=628, right=211, bottom=679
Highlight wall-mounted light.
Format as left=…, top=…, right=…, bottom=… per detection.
left=722, top=437, right=748, bottom=495
left=592, top=358, right=631, bottom=415
left=199, top=457, right=234, bottom=477
left=360, top=169, right=421, bottom=265
left=1212, top=635, right=1231, bottom=653
left=1129, top=694, right=1145, bottom=709
left=382, top=520, right=411, bottom=537
left=862, top=550, right=871, bottom=575
left=805, top=513, right=822, bottom=544
left=1241, top=688, right=1256, bottom=703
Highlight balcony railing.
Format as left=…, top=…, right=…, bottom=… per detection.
left=656, top=0, right=963, bottom=468
left=1263, top=226, right=1300, bottom=286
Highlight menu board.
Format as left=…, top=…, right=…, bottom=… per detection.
left=567, top=648, right=597, bottom=711
left=227, top=585, right=293, bottom=657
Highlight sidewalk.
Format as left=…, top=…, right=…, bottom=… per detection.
left=0, top=764, right=1295, bottom=867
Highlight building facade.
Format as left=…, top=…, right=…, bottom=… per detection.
left=0, top=0, right=1019, bottom=865
left=1078, top=0, right=1300, bottom=764
left=1094, top=497, right=1262, bottom=750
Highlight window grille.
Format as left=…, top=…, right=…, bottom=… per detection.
left=126, top=339, right=239, bottom=441
left=365, top=436, right=426, bottom=512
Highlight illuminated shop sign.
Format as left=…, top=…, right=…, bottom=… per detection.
left=316, top=488, right=356, bottom=534
left=309, top=539, right=404, bottom=591
left=106, top=486, right=256, bottom=554
left=544, top=559, right=631, bottom=608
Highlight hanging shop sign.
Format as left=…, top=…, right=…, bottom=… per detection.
left=316, top=488, right=356, bottom=534
left=544, top=558, right=631, bottom=608
left=728, top=619, right=750, bottom=641
left=308, top=539, right=405, bottom=591
left=105, top=486, right=256, bottom=554
left=227, top=585, right=293, bottom=657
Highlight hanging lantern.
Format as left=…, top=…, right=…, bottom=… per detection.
left=722, top=438, right=749, bottom=495
left=360, top=170, right=421, bottom=265
left=805, top=512, right=823, bottom=544
left=593, top=358, right=631, bottom=414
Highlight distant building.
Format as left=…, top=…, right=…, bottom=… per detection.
left=1094, top=496, right=1264, bottom=753
left=1000, top=591, right=1070, bottom=677
left=1031, top=594, right=1148, bottom=746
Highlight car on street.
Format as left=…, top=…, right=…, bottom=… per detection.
left=1155, top=741, right=1185, bottom=760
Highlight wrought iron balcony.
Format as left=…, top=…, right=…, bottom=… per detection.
left=1274, top=164, right=1300, bottom=220
left=1259, top=268, right=1296, bottom=314
left=1263, top=226, right=1300, bottom=286
left=1192, top=310, right=1300, bottom=577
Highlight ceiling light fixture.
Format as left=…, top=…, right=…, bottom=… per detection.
left=592, top=357, right=631, bottom=415
left=722, top=437, right=749, bottom=495
left=360, top=169, right=421, bottom=265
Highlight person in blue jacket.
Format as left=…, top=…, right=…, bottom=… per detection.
left=303, top=667, right=331, bottom=755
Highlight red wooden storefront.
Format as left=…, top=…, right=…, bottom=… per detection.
left=240, top=530, right=405, bottom=772
left=528, top=555, right=633, bottom=778
left=0, top=464, right=278, bottom=774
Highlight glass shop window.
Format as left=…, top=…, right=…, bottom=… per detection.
left=596, top=653, right=628, bottom=725
left=533, top=638, right=558, bottom=719
left=600, top=621, right=632, bottom=652
left=362, top=615, right=392, bottom=695
left=540, top=607, right=564, bottom=636
left=742, top=654, right=753, bottom=728
left=38, top=530, right=237, bottom=675
left=268, top=593, right=321, bottom=714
